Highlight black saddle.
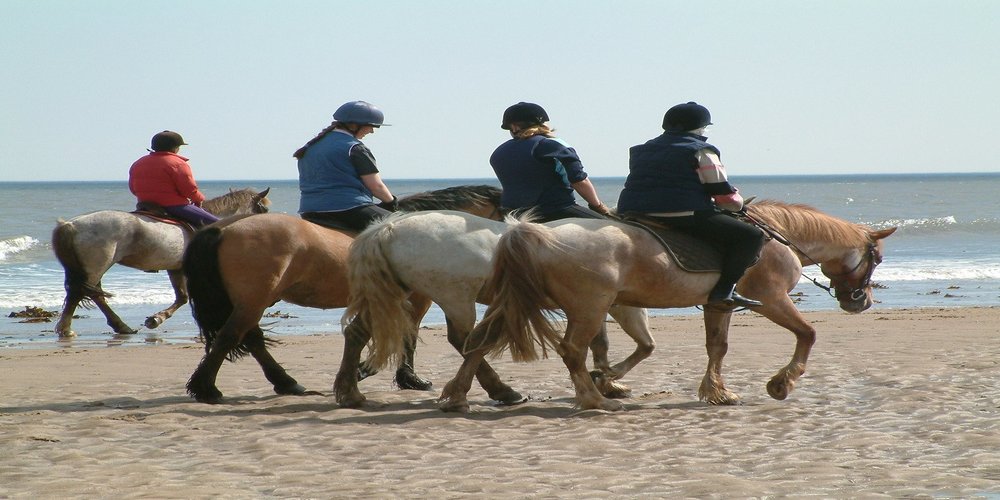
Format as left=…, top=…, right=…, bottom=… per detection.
left=616, top=214, right=723, bottom=273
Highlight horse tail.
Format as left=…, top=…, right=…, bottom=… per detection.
left=471, top=221, right=563, bottom=363
left=51, top=219, right=109, bottom=308
left=342, top=219, right=414, bottom=372
left=182, top=226, right=234, bottom=354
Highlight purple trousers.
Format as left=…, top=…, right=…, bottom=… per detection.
left=164, top=204, right=220, bottom=227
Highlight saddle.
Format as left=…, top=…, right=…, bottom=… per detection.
left=131, top=202, right=196, bottom=233
left=616, top=214, right=723, bottom=273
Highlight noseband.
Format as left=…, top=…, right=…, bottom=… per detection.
left=823, top=242, right=879, bottom=302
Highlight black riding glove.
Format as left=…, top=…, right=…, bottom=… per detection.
left=377, top=196, right=399, bottom=212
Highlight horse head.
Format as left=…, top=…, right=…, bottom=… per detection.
left=823, top=227, right=897, bottom=313
left=252, top=187, right=271, bottom=214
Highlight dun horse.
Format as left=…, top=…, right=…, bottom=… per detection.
left=437, top=201, right=896, bottom=411
left=182, top=186, right=509, bottom=404
left=343, top=211, right=653, bottom=408
left=51, top=188, right=271, bottom=337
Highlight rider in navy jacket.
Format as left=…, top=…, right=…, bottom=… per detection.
left=617, top=102, right=765, bottom=309
left=490, top=102, right=610, bottom=222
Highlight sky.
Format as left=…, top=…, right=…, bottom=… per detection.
left=2, top=0, right=998, bottom=182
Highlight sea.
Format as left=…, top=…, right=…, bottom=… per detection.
left=2, top=174, right=998, bottom=349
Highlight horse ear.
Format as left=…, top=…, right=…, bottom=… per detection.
left=743, top=196, right=756, bottom=205
left=870, top=227, right=897, bottom=240
left=258, top=187, right=271, bottom=198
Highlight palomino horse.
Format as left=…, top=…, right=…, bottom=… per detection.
left=342, top=211, right=653, bottom=408
left=182, top=186, right=509, bottom=404
left=438, top=201, right=897, bottom=411
left=51, top=188, right=271, bottom=337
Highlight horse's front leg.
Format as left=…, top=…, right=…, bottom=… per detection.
left=144, top=269, right=187, bottom=329
left=754, top=297, right=815, bottom=400
left=334, top=318, right=370, bottom=408
left=698, top=307, right=741, bottom=405
left=562, top=315, right=624, bottom=411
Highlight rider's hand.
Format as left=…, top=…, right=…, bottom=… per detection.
left=377, top=196, right=399, bottom=212
left=588, top=202, right=611, bottom=216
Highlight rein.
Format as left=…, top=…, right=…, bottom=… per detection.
left=737, top=209, right=878, bottom=301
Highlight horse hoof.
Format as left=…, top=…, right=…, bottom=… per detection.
left=56, top=330, right=77, bottom=338
left=766, top=379, right=790, bottom=401
left=336, top=393, right=366, bottom=409
left=115, top=326, right=139, bottom=335
left=274, top=383, right=308, bottom=396
left=192, top=392, right=224, bottom=404
left=591, top=370, right=632, bottom=399
left=493, top=389, right=527, bottom=406
left=144, top=316, right=163, bottom=329
left=395, top=368, right=433, bottom=391
left=439, top=398, right=470, bottom=413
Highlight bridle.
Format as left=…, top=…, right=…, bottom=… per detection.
left=738, top=209, right=881, bottom=302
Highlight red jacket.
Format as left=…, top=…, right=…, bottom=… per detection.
left=128, top=152, right=206, bottom=206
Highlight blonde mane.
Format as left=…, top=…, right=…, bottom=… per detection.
left=747, top=200, right=870, bottom=246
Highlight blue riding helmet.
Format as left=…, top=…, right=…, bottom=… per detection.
left=663, top=102, right=713, bottom=131
left=333, top=101, right=390, bottom=127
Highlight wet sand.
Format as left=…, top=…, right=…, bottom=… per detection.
left=2, top=306, right=999, bottom=498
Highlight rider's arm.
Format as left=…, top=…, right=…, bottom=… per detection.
left=534, top=138, right=608, bottom=210
left=172, top=160, right=206, bottom=206
left=351, top=144, right=395, bottom=203
left=696, top=149, right=743, bottom=211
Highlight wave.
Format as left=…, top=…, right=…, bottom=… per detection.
left=0, top=236, right=41, bottom=262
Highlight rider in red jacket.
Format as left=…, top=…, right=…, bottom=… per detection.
left=128, top=131, right=219, bottom=227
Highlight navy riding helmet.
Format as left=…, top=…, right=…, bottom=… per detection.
left=663, top=102, right=712, bottom=131
left=501, top=102, right=549, bottom=130
left=334, top=101, right=390, bottom=127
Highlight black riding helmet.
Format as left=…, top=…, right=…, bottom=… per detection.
left=150, top=131, right=187, bottom=152
left=662, top=102, right=712, bottom=131
left=501, top=102, right=549, bottom=130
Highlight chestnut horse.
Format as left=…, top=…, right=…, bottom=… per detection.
left=439, top=201, right=896, bottom=411
left=182, top=185, right=506, bottom=404
left=51, top=188, right=271, bottom=337
left=342, top=211, right=653, bottom=408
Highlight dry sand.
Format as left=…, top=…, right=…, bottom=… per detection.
left=2, top=306, right=999, bottom=498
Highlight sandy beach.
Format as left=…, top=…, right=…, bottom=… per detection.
left=2, top=306, right=999, bottom=498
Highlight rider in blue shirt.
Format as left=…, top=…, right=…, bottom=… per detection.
left=490, top=102, right=610, bottom=222
left=294, top=101, right=399, bottom=232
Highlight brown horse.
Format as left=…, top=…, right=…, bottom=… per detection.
left=51, top=188, right=271, bottom=337
left=439, top=201, right=897, bottom=411
left=182, top=185, right=506, bottom=404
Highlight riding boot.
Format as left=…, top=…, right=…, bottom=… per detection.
left=707, top=282, right=763, bottom=308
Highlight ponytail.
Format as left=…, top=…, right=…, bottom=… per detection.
left=293, top=122, right=340, bottom=159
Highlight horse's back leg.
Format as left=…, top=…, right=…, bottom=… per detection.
left=144, top=269, right=188, bottom=329
left=245, top=327, right=311, bottom=396
left=91, top=286, right=137, bottom=335
left=699, top=307, right=741, bottom=405
left=560, top=313, right=624, bottom=411
left=54, top=294, right=83, bottom=337
left=334, top=317, right=370, bottom=408
left=443, top=303, right=525, bottom=406
left=186, top=306, right=260, bottom=403
left=393, top=293, right=434, bottom=391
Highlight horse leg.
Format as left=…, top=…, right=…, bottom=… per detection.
left=144, top=269, right=187, bottom=329
left=91, top=285, right=137, bottom=334
left=393, top=295, right=434, bottom=390
left=54, top=294, right=83, bottom=337
left=439, top=347, right=486, bottom=413
left=186, top=307, right=259, bottom=403
left=444, top=314, right=525, bottom=406
left=561, top=315, right=624, bottom=411
left=244, top=326, right=313, bottom=396
left=586, top=323, right=632, bottom=399
left=592, top=306, right=656, bottom=399
left=754, top=296, right=816, bottom=400
left=334, top=318, right=370, bottom=408
left=698, top=307, right=741, bottom=405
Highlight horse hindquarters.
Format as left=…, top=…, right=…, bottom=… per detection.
left=182, top=227, right=234, bottom=351
left=51, top=220, right=114, bottom=336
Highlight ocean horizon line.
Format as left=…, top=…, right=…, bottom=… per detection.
left=4, top=171, right=1000, bottom=185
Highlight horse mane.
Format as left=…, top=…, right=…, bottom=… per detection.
left=748, top=199, right=870, bottom=245
left=398, top=185, right=501, bottom=212
left=202, top=188, right=270, bottom=215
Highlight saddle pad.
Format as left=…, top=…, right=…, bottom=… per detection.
left=130, top=210, right=193, bottom=231
left=618, top=216, right=722, bottom=273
